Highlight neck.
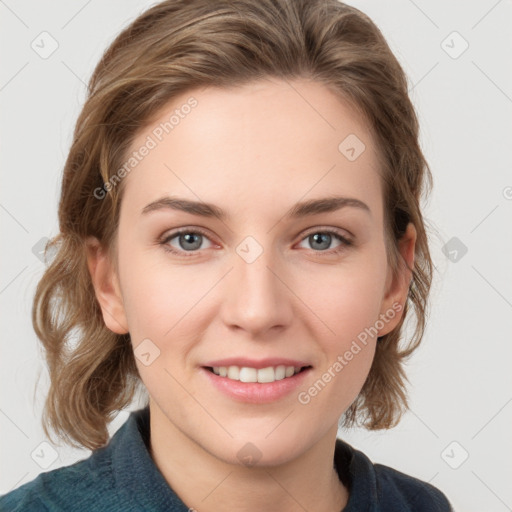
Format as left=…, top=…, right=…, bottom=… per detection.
left=148, top=402, right=349, bottom=512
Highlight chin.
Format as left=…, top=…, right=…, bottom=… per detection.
left=211, top=432, right=313, bottom=469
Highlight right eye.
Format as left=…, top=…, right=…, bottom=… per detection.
left=160, top=228, right=215, bottom=256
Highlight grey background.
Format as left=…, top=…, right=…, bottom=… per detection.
left=1, top=1, right=511, bottom=510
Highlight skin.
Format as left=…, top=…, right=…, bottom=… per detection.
left=86, top=77, right=416, bottom=512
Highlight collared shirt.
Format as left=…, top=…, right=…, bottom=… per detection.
left=0, top=406, right=453, bottom=511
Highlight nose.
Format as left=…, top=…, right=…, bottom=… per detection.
left=220, top=243, right=293, bottom=337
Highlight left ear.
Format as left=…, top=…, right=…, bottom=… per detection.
left=377, top=222, right=417, bottom=337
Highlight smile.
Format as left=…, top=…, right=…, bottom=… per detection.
left=207, top=365, right=309, bottom=383
left=201, top=363, right=312, bottom=403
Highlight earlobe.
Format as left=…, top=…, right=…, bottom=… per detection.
left=377, top=223, right=417, bottom=337
left=85, top=236, right=129, bottom=334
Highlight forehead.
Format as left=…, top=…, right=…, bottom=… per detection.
left=119, top=78, right=383, bottom=224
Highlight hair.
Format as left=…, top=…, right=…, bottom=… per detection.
left=32, top=0, right=434, bottom=450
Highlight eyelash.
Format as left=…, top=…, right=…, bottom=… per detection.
left=159, top=227, right=353, bottom=258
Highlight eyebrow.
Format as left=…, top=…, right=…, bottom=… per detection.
left=141, top=195, right=371, bottom=220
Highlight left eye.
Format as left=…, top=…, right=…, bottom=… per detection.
left=297, top=230, right=352, bottom=253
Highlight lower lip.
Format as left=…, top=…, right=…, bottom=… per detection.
left=200, top=367, right=311, bottom=404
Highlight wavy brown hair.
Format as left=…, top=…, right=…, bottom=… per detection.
left=32, top=0, right=434, bottom=450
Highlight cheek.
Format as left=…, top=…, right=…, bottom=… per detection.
left=118, top=246, right=200, bottom=337
left=298, top=255, right=388, bottom=346
left=293, top=252, right=386, bottom=406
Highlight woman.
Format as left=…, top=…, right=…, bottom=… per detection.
left=1, top=0, right=453, bottom=510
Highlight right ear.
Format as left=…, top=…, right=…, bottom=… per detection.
left=85, top=236, right=129, bottom=334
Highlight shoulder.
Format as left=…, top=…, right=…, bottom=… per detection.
left=0, top=445, right=116, bottom=512
left=372, top=462, right=453, bottom=511
left=0, top=407, right=159, bottom=512
left=335, top=438, right=453, bottom=512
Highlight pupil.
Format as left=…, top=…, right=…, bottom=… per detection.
left=181, top=233, right=201, bottom=250
left=311, top=233, right=330, bottom=250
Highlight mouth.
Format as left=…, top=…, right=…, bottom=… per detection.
left=203, top=365, right=312, bottom=383
left=200, top=357, right=313, bottom=403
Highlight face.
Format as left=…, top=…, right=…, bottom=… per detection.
left=87, top=78, right=415, bottom=467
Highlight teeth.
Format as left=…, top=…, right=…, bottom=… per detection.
left=239, top=367, right=257, bottom=383
left=211, top=365, right=304, bottom=383
left=227, top=366, right=240, bottom=380
left=274, top=365, right=286, bottom=380
left=257, top=367, right=275, bottom=383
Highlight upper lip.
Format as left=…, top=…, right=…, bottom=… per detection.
left=202, top=358, right=312, bottom=369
